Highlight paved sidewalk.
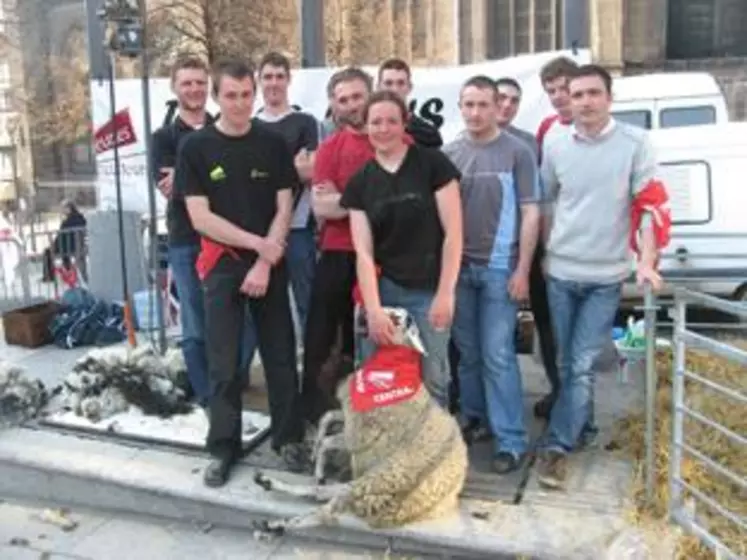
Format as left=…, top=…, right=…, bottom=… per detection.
left=0, top=500, right=415, bottom=560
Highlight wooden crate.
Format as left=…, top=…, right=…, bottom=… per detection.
left=2, top=301, right=60, bottom=348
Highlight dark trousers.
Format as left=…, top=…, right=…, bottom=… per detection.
left=529, top=243, right=560, bottom=393
left=301, top=250, right=356, bottom=423
left=203, top=256, right=303, bottom=458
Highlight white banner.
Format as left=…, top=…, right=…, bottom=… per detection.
left=90, top=49, right=592, bottom=217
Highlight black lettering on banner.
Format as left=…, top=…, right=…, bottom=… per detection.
left=408, top=97, right=445, bottom=130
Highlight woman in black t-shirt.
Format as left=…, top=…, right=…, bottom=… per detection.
left=339, top=90, right=463, bottom=409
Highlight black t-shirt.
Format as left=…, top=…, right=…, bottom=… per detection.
left=340, top=144, right=460, bottom=290
left=174, top=123, right=299, bottom=259
left=254, top=110, right=319, bottom=207
left=151, top=114, right=215, bottom=246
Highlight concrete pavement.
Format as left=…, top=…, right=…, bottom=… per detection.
left=0, top=499, right=416, bottom=560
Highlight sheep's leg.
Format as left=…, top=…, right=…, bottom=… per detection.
left=313, top=409, right=345, bottom=459
left=254, top=471, right=351, bottom=502
left=314, top=432, right=347, bottom=483
left=254, top=491, right=350, bottom=536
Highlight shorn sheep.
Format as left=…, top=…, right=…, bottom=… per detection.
left=254, top=307, right=468, bottom=534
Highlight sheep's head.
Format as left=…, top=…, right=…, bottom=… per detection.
left=335, top=307, right=432, bottom=456
left=354, top=307, right=426, bottom=355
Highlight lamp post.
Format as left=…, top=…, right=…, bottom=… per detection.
left=97, top=0, right=165, bottom=353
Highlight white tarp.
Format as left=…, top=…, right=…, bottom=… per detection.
left=90, top=49, right=592, bottom=216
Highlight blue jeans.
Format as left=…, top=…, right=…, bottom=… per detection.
left=168, top=244, right=253, bottom=404
left=240, top=226, right=317, bottom=379
left=286, top=226, right=317, bottom=333
left=543, top=276, right=622, bottom=454
left=358, top=276, right=451, bottom=408
left=452, top=264, right=527, bottom=455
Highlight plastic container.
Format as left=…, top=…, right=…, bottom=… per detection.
left=133, top=289, right=163, bottom=331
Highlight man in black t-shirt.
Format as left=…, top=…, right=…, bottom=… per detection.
left=377, top=58, right=443, bottom=148
left=151, top=56, right=215, bottom=407
left=175, top=57, right=306, bottom=487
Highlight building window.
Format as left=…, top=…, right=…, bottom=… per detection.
left=660, top=106, right=717, bottom=128
left=0, top=64, right=9, bottom=89
left=70, top=137, right=94, bottom=167
left=0, top=90, right=11, bottom=111
left=667, top=0, right=747, bottom=58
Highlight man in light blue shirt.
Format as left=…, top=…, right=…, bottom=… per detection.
left=443, top=76, right=541, bottom=474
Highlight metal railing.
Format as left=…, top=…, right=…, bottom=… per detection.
left=1, top=223, right=89, bottom=313
left=669, top=287, right=747, bottom=559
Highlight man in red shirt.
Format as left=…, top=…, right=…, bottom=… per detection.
left=536, top=56, right=578, bottom=157
left=301, top=67, right=375, bottom=424
left=532, top=56, right=578, bottom=421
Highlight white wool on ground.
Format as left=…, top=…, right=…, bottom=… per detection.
left=0, top=361, right=47, bottom=428
left=59, top=343, right=192, bottom=423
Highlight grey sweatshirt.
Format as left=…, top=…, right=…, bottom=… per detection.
left=540, top=120, right=657, bottom=284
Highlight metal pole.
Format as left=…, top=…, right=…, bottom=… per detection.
left=669, top=291, right=686, bottom=519
left=642, top=281, right=658, bottom=504
left=301, top=0, right=326, bottom=67
left=137, top=0, right=166, bottom=355
left=107, top=54, right=136, bottom=348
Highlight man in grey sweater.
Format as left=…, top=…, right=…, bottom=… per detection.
left=536, top=64, right=662, bottom=490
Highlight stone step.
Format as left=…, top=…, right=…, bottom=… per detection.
left=0, top=426, right=641, bottom=559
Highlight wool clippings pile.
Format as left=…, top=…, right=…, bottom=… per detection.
left=612, top=340, right=746, bottom=560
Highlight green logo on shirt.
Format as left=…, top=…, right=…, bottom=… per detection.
left=209, top=165, right=226, bottom=181
left=250, top=168, right=269, bottom=179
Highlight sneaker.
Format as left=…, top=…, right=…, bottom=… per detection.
left=279, top=442, right=309, bottom=474
left=537, top=450, right=568, bottom=490
left=460, top=417, right=492, bottom=445
left=492, top=451, right=525, bottom=474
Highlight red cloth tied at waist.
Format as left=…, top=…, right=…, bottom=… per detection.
left=195, top=237, right=241, bottom=281
left=350, top=345, right=423, bottom=412
left=630, top=179, right=672, bottom=256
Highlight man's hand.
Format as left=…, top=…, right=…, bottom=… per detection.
left=240, top=260, right=271, bottom=298
left=636, top=263, right=663, bottom=293
left=294, top=148, right=313, bottom=181
left=256, top=237, right=285, bottom=266
left=428, top=290, right=454, bottom=332
left=508, top=270, right=530, bottom=302
left=367, top=307, right=397, bottom=346
left=157, top=167, right=174, bottom=198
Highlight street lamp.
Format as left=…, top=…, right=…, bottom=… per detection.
left=98, top=0, right=165, bottom=353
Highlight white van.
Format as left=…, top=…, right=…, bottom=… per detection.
left=612, top=72, right=729, bottom=130
left=623, top=122, right=747, bottom=303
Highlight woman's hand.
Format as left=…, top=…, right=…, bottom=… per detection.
left=367, top=307, right=397, bottom=346
left=428, top=290, right=454, bottom=332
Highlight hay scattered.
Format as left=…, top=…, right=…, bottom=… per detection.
left=613, top=338, right=747, bottom=560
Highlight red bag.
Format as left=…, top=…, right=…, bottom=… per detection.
left=350, top=345, right=422, bottom=413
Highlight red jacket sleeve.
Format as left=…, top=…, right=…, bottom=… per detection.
left=630, top=179, right=672, bottom=256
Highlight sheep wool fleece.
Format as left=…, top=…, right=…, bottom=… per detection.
left=335, top=375, right=468, bottom=528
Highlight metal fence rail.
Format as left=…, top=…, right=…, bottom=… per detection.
left=669, top=287, right=747, bottom=560
left=0, top=224, right=89, bottom=313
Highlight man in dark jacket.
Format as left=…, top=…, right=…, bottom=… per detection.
left=376, top=58, right=443, bottom=148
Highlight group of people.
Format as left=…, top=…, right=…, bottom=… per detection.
left=152, top=52, right=667, bottom=491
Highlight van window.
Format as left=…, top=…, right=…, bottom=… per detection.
left=612, top=110, right=652, bottom=129
left=658, top=160, right=712, bottom=225
left=660, top=106, right=716, bottom=128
